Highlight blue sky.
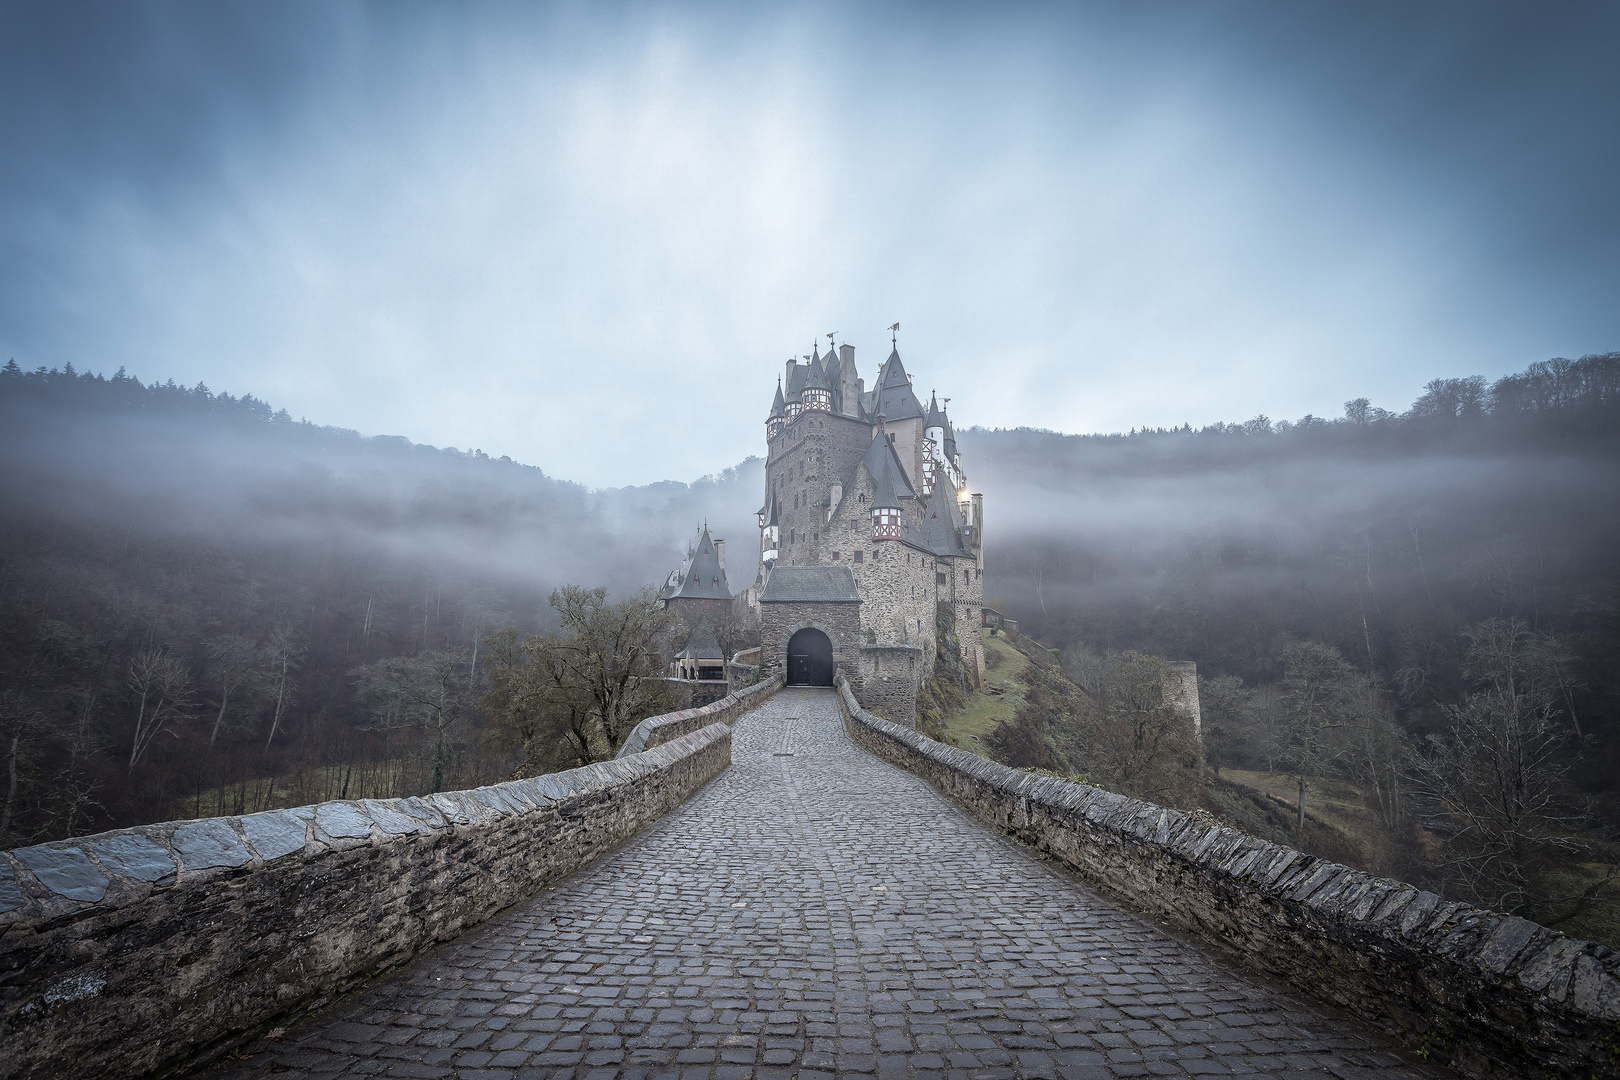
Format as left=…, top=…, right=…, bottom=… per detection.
left=3, top=1, right=1617, bottom=486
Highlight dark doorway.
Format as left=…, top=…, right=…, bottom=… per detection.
left=786, top=628, right=835, bottom=686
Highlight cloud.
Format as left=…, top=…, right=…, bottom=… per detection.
left=2, top=2, right=1616, bottom=486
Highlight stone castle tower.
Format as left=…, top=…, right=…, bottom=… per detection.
left=747, top=335, right=985, bottom=723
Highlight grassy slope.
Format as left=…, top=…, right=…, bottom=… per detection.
left=944, top=632, right=1029, bottom=757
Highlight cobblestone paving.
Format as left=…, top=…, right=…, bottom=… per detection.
left=206, top=687, right=1443, bottom=1080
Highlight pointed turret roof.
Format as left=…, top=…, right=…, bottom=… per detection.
left=925, top=391, right=946, bottom=430
left=822, top=346, right=841, bottom=387
left=860, top=431, right=915, bottom=504
left=872, top=348, right=925, bottom=421
left=805, top=351, right=832, bottom=391
left=786, top=361, right=808, bottom=400
left=768, top=380, right=785, bottom=420
left=660, top=525, right=732, bottom=601
left=764, top=492, right=779, bottom=527
left=919, top=476, right=973, bottom=558
left=943, top=410, right=958, bottom=457
left=873, top=449, right=902, bottom=511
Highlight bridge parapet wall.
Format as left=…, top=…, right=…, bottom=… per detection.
left=616, top=673, right=783, bottom=758
left=0, top=722, right=733, bottom=1080
left=835, top=674, right=1620, bottom=1080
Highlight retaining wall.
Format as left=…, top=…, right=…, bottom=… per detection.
left=616, top=674, right=782, bottom=758
left=0, top=723, right=733, bottom=1080
left=835, top=675, right=1620, bottom=1080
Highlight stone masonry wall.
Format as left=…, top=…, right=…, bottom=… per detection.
left=615, top=675, right=783, bottom=758
left=856, top=644, right=924, bottom=725
left=765, top=411, right=871, bottom=568
left=759, top=599, right=862, bottom=693
left=834, top=675, right=1620, bottom=1080
left=0, top=724, right=734, bottom=1080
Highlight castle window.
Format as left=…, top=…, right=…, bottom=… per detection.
left=833, top=551, right=840, bottom=561
left=854, top=550, right=863, bottom=563
left=964, top=569, right=970, bottom=585
left=936, top=572, right=946, bottom=585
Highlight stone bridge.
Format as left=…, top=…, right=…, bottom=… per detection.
left=2, top=684, right=1616, bottom=1080
left=205, top=688, right=1429, bottom=1080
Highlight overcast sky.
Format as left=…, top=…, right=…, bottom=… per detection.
left=3, top=2, right=1617, bottom=487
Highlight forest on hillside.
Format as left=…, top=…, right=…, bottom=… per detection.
left=958, top=353, right=1620, bottom=940
left=2, top=352, right=1618, bottom=941
left=0, top=361, right=761, bottom=839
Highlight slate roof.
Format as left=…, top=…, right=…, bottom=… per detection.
left=674, top=618, right=725, bottom=660
left=660, top=525, right=732, bottom=601
left=768, top=381, right=785, bottom=420
left=786, top=361, right=808, bottom=400
left=919, top=477, right=973, bottom=558
left=759, top=565, right=862, bottom=603
left=872, top=446, right=903, bottom=510
left=925, top=391, right=946, bottom=430
left=805, top=351, right=832, bottom=391
left=858, top=432, right=916, bottom=502
left=872, top=348, right=926, bottom=421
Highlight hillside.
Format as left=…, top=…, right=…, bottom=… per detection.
left=3, top=350, right=1618, bottom=924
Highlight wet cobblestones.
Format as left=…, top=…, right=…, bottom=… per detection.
left=205, top=687, right=1442, bottom=1080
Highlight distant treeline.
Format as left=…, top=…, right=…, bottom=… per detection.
left=2, top=350, right=1617, bottom=904
left=0, top=360, right=761, bottom=841
left=961, top=351, right=1620, bottom=939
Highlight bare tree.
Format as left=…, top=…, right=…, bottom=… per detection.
left=546, top=585, right=680, bottom=755
left=262, top=626, right=303, bottom=749
left=1338, top=671, right=1405, bottom=832
left=0, top=691, right=47, bottom=844
left=1079, top=652, right=1199, bottom=805
left=127, top=648, right=194, bottom=770
left=1277, top=641, right=1353, bottom=830
left=1409, top=619, right=1602, bottom=919
left=203, top=635, right=265, bottom=745
left=354, top=649, right=473, bottom=793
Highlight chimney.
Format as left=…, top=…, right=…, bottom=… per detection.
left=714, top=539, right=726, bottom=576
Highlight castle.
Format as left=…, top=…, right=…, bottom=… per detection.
left=739, top=334, right=985, bottom=723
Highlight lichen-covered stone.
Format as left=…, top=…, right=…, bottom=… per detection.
left=172, top=820, right=252, bottom=871
left=86, top=834, right=177, bottom=883
left=240, top=810, right=308, bottom=862
left=12, top=846, right=109, bottom=903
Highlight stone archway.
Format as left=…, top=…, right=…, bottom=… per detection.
left=786, top=627, right=835, bottom=686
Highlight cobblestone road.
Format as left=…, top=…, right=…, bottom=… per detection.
left=207, top=687, right=1441, bottom=1080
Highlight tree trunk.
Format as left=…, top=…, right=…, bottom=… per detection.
left=2, top=733, right=19, bottom=840
left=1296, top=775, right=1307, bottom=830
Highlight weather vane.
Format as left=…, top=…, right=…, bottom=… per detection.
left=888, top=322, right=900, bottom=345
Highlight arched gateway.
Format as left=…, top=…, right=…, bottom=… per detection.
left=786, top=627, right=835, bottom=686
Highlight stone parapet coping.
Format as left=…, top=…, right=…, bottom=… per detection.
left=834, top=674, right=1620, bottom=1080
left=616, top=673, right=784, bottom=758
left=0, top=723, right=734, bottom=1080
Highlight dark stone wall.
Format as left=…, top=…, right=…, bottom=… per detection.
left=0, top=725, right=734, bottom=1080
left=765, top=411, right=874, bottom=567
left=759, top=600, right=862, bottom=694
left=616, top=676, right=783, bottom=758
left=835, top=675, right=1620, bottom=1080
